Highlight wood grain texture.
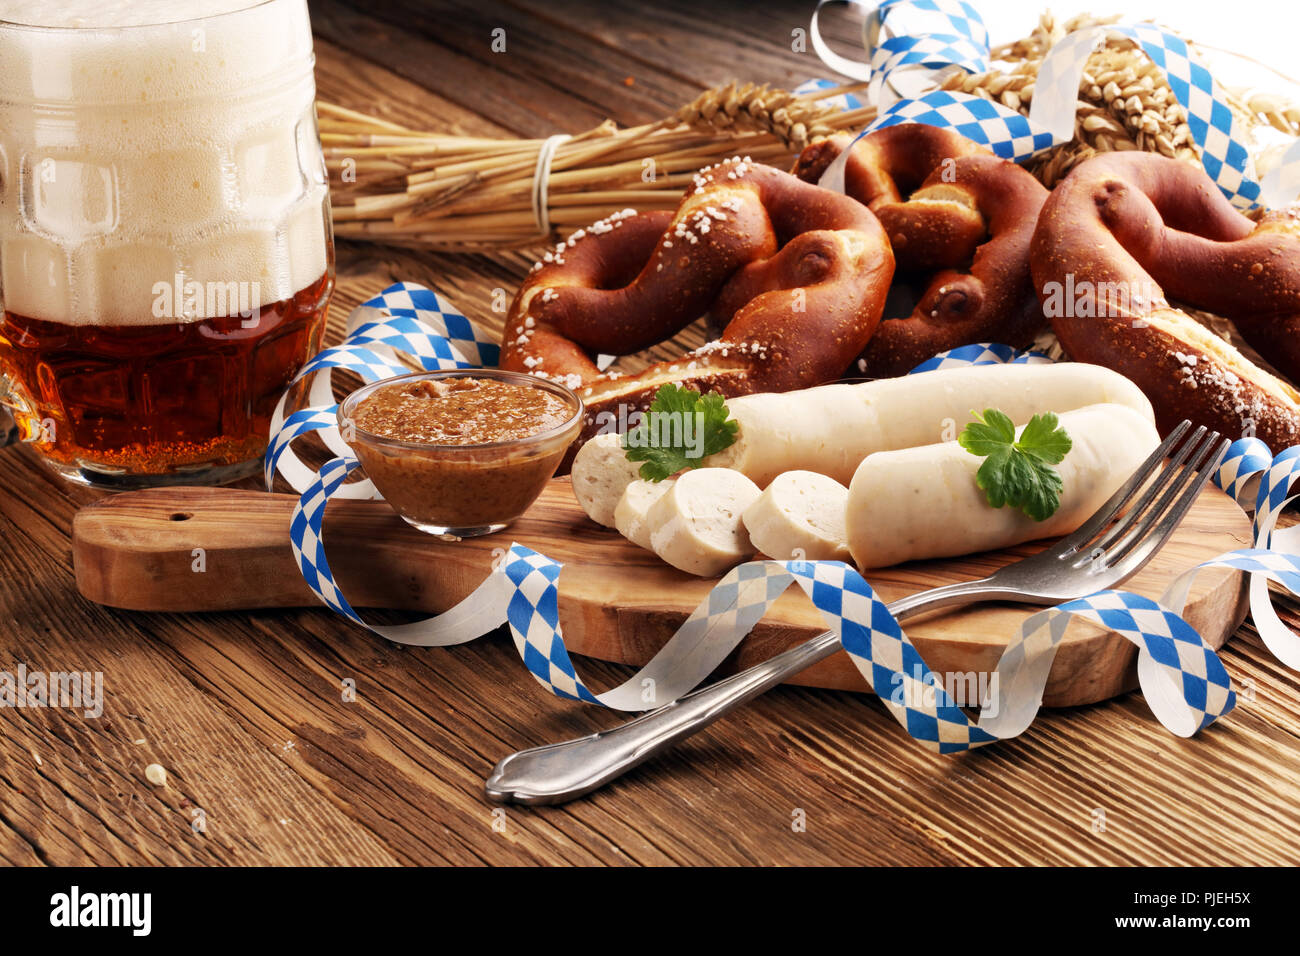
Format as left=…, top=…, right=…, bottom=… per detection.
left=71, top=481, right=1251, bottom=708
left=3, top=0, right=1300, bottom=867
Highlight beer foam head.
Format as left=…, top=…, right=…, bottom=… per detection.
left=0, top=0, right=314, bottom=104
left=0, top=0, right=329, bottom=325
left=0, top=1, right=262, bottom=28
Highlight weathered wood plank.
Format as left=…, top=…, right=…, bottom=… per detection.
left=311, top=0, right=642, bottom=136
left=312, top=35, right=516, bottom=138
left=0, top=450, right=405, bottom=865
left=507, top=0, right=861, bottom=90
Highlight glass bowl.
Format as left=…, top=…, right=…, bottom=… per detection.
left=338, top=369, right=583, bottom=538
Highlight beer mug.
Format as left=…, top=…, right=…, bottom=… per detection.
left=0, top=0, right=334, bottom=488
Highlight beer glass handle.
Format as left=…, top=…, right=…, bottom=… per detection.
left=0, top=373, right=31, bottom=448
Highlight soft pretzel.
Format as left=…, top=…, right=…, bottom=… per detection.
left=792, top=126, right=1050, bottom=376
left=1030, top=152, right=1300, bottom=449
left=501, top=158, right=894, bottom=442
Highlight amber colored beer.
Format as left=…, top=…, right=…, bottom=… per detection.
left=0, top=271, right=331, bottom=479
left=0, top=0, right=334, bottom=486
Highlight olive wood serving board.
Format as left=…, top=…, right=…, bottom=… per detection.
left=72, top=480, right=1252, bottom=707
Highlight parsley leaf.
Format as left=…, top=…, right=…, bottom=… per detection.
left=958, top=409, right=1072, bottom=522
left=622, top=384, right=740, bottom=482
left=1016, top=412, right=1074, bottom=464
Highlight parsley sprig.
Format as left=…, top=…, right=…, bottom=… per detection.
left=958, top=409, right=1073, bottom=521
left=622, top=384, right=739, bottom=482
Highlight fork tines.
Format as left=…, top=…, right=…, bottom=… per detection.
left=1065, top=421, right=1231, bottom=572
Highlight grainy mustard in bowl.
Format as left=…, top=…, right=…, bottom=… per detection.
left=339, top=369, right=583, bottom=537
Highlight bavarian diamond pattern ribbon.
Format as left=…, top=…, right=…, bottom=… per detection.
left=289, top=452, right=510, bottom=646
left=265, top=281, right=500, bottom=496
left=500, top=549, right=819, bottom=708
left=495, top=544, right=1236, bottom=744
left=809, top=0, right=1300, bottom=210
left=869, top=90, right=1055, bottom=159
left=987, top=589, right=1236, bottom=741
left=792, top=78, right=865, bottom=112
left=1205, top=439, right=1300, bottom=669
left=863, top=0, right=990, bottom=106
left=439, top=542, right=1236, bottom=744
left=907, top=341, right=1051, bottom=373
left=270, top=286, right=1300, bottom=750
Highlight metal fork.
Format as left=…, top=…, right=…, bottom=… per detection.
left=486, top=421, right=1228, bottom=805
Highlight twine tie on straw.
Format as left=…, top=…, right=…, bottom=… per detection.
left=531, top=134, right=572, bottom=237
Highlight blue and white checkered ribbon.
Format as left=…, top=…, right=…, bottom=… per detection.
left=811, top=0, right=987, bottom=94
left=792, top=78, right=865, bottom=113
left=1207, top=439, right=1300, bottom=669
left=269, top=285, right=1300, bottom=748
left=907, top=341, right=1052, bottom=373
left=505, top=549, right=1230, bottom=744
left=809, top=0, right=1300, bottom=209
left=265, top=281, right=499, bottom=497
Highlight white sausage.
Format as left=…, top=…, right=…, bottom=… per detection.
left=709, top=362, right=1154, bottom=487
left=742, top=470, right=851, bottom=561
left=846, top=403, right=1160, bottom=568
left=614, top=478, right=675, bottom=550
left=645, top=468, right=762, bottom=577
left=570, top=431, right=645, bottom=527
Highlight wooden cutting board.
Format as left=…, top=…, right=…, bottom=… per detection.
left=72, top=480, right=1252, bottom=707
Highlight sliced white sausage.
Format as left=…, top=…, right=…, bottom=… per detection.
left=614, top=478, right=676, bottom=550
left=846, top=403, right=1160, bottom=568
left=570, top=431, right=645, bottom=527
left=710, top=362, right=1154, bottom=487
left=742, top=470, right=851, bottom=561
left=645, top=468, right=762, bottom=577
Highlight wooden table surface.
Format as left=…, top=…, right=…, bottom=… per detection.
left=4, top=0, right=1300, bottom=867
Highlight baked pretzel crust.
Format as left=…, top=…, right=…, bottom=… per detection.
left=501, top=157, right=894, bottom=442
left=1030, top=152, right=1300, bottom=448
left=793, top=126, right=1050, bottom=375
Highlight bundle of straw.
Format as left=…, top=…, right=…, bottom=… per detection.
left=321, top=81, right=873, bottom=251
left=322, top=12, right=1300, bottom=254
